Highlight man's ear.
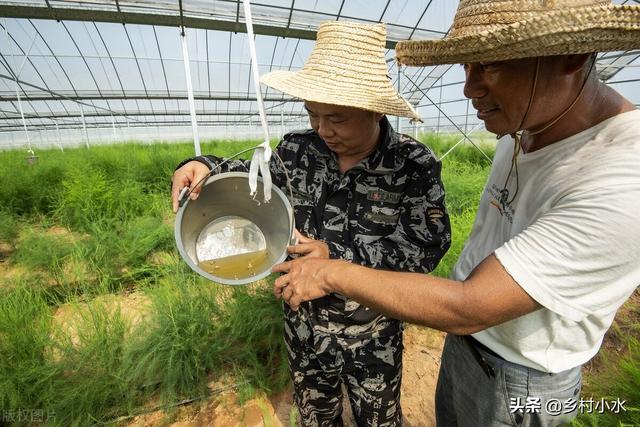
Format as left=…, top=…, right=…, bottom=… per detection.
left=375, top=113, right=385, bottom=122
left=565, top=53, right=595, bottom=75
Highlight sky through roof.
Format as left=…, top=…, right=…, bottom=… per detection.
left=0, top=0, right=638, bottom=150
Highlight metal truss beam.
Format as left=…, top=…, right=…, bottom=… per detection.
left=0, top=5, right=405, bottom=49
left=1, top=110, right=307, bottom=120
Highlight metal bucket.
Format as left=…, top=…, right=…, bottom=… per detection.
left=175, top=172, right=294, bottom=285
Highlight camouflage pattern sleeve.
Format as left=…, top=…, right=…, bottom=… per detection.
left=201, top=154, right=250, bottom=173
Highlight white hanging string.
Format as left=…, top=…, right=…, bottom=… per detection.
left=79, top=104, right=90, bottom=148
left=181, top=28, right=202, bottom=156
left=243, top=0, right=273, bottom=202
left=55, top=122, right=64, bottom=152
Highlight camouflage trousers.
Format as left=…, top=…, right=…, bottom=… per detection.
left=285, top=319, right=403, bottom=427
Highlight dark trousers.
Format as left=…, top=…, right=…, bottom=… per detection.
left=284, top=319, right=403, bottom=427
left=436, top=334, right=582, bottom=427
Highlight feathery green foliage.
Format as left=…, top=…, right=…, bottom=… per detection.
left=432, top=209, right=476, bottom=279
left=11, top=227, right=75, bottom=270
left=571, top=338, right=640, bottom=427
left=0, top=284, right=54, bottom=412
left=0, top=137, right=635, bottom=426
left=0, top=137, right=491, bottom=425
left=46, top=300, right=133, bottom=425
left=0, top=209, right=19, bottom=244
left=124, top=278, right=225, bottom=401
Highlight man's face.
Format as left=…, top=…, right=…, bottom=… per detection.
left=304, top=101, right=383, bottom=156
left=463, top=57, right=548, bottom=136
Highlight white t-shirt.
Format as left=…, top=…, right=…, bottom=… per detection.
left=452, top=110, right=640, bottom=373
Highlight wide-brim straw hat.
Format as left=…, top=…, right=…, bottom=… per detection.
left=396, top=0, right=640, bottom=66
left=261, top=21, right=421, bottom=122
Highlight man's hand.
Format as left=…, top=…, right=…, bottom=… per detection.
left=287, top=229, right=330, bottom=259
left=272, top=258, right=344, bottom=310
left=171, top=161, right=211, bottom=213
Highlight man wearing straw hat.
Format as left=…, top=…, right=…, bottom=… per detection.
left=172, top=21, right=451, bottom=426
left=272, top=0, right=640, bottom=425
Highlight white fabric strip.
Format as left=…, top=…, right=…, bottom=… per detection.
left=181, top=30, right=202, bottom=156
left=243, top=0, right=273, bottom=202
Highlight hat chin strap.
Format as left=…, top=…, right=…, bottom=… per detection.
left=497, top=56, right=595, bottom=205
left=498, top=57, right=541, bottom=196
left=495, top=57, right=540, bottom=164
left=507, top=57, right=541, bottom=146
left=518, top=55, right=596, bottom=141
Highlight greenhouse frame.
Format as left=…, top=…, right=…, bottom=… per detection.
left=1, top=0, right=638, bottom=152
left=1, top=2, right=640, bottom=425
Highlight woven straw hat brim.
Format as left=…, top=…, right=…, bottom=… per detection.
left=261, top=69, right=420, bottom=120
left=396, top=4, right=640, bottom=66
left=259, top=20, right=420, bottom=121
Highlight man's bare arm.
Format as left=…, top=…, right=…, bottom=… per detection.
left=273, top=254, right=540, bottom=334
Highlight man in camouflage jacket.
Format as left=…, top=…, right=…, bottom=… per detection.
left=172, top=111, right=450, bottom=426
left=171, top=21, right=450, bottom=427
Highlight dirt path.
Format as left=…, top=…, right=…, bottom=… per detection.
left=127, top=325, right=445, bottom=427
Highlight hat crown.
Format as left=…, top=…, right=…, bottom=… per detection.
left=260, top=21, right=421, bottom=121
left=395, top=0, right=639, bottom=66
left=302, top=21, right=389, bottom=84
left=450, top=0, right=611, bottom=38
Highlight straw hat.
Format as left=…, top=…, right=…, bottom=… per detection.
left=260, top=21, right=421, bottom=121
left=396, top=0, right=640, bottom=66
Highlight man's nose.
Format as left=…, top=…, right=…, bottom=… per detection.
left=317, top=118, right=335, bottom=138
left=463, top=64, right=487, bottom=101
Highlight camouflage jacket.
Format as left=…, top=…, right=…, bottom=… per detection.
left=197, top=117, right=451, bottom=343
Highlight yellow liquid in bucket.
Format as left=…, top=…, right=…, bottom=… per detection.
left=198, top=249, right=270, bottom=280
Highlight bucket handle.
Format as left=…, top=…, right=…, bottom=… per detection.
left=179, top=144, right=260, bottom=207
left=178, top=144, right=297, bottom=245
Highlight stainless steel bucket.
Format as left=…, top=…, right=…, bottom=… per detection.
left=175, top=172, right=294, bottom=285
